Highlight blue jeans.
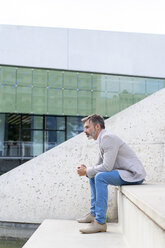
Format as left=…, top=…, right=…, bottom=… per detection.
left=89, top=170, right=144, bottom=224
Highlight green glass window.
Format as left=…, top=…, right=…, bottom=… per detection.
left=33, top=69, right=47, bottom=87
left=78, top=91, right=92, bottom=116
left=77, top=72, right=92, bottom=90
left=106, top=76, right=120, bottom=92
left=67, top=116, right=83, bottom=139
left=0, top=86, right=16, bottom=112
left=16, top=87, right=32, bottom=113
left=146, top=79, right=159, bottom=94
left=0, top=65, right=164, bottom=117
left=48, top=88, right=63, bottom=115
left=64, top=71, right=77, bottom=90
left=32, top=130, right=43, bottom=156
left=107, top=93, right=120, bottom=116
left=93, top=91, right=106, bottom=116
left=33, top=116, right=43, bottom=129
left=120, top=77, right=133, bottom=94
left=92, top=74, right=106, bottom=92
left=48, top=71, right=63, bottom=89
left=1, top=66, right=16, bottom=86
left=32, top=87, right=47, bottom=114
left=63, top=90, right=77, bottom=115
left=17, top=68, right=32, bottom=87
left=45, top=116, right=65, bottom=130
left=119, top=93, right=133, bottom=110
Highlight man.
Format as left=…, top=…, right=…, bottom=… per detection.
left=77, top=114, right=146, bottom=234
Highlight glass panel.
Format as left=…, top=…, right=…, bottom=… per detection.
left=4, top=114, right=21, bottom=157
left=22, top=129, right=31, bottom=141
left=47, top=88, right=63, bottom=115
left=0, top=85, right=16, bottom=112
left=107, top=93, right=120, bottom=116
left=92, top=92, right=106, bottom=116
left=46, top=116, right=65, bottom=130
left=17, top=68, right=32, bottom=86
left=92, top=74, right=106, bottom=91
left=32, top=130, right=43, bottom=156
left=33, top=69, right=47, bottom=87
left=158, top=80, right=165, bottom=89
left=0, top=67, right=2, bottom=85
left=119, top=93, right=133, bottom=110
left=1, top=66, right=16, bottom=86
left=78, top=91, right=92, bottom=115
left=106, top=76, right=120, bottom=92
left=0, top=114, right=5, bottom=157
left=22, top=115, right=31, bottom=129
left=133, top=79, right=146, bottom=94
left=0, top=65, right=165, bottom=118
left=64, top=72, right=77, bottom=89
left=22, top=125, right=43, bottom=157
left=120, top=77, right=133, bottom=94
left=32, top=87, right=47, bottom=114
left=67, top=116, right=84, bottom=139
left=63, top=90, right=77, bottom=115
left=33, top=116, right=43, bottom=129
left=22, top=115, right=43, bottom=130
left=146, top=79, right=159, bottom=94
left=133, top=94, right=146, bottom=104
left=16, top=87, right=32, bottom=113
left=44, top=131, right=65, bottom=151
left=48, top=71, right=63, bottom=88
left=77, top=72, right=92, bottom=90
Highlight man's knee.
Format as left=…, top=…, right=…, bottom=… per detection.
left=95, top=172, right=105, bottom=183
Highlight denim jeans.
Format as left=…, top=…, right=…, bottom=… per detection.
left=89, top=170, right=144, bottom=224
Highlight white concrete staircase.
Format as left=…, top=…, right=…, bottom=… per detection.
left=22, top=184, right=165, bottom=248
left=118, top=184, right=165, bottom=248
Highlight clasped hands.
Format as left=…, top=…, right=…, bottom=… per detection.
left=77, top=164, right=87, bottom=176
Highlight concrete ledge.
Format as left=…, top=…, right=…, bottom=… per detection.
left=0, top=222, right=39, bottom=239
left=22, top=220, right=128, bottom=248
left=120, top=184, right=165, bottom=230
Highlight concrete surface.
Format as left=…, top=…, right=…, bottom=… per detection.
left=118, top=184, right=165, bottom=248
left=22, top=220, right=128, bottom=248
left=0, top=89, right=164, bottom=223
left=23, top=184, right=165, bottom=248
left=121, top=184, right=165, bottom=230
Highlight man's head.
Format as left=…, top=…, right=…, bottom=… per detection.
left=81, top=114, right=105, bottom=140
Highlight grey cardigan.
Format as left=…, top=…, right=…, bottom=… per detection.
left=86, top=129, right=146, bottom=182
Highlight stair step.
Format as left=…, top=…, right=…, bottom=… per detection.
left=22, top=220, right=128, bottom=248
left=118, top=184, right=165, bottom=248
left=120, top=184, right=165, bottom=230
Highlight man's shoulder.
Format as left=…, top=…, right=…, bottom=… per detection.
left=100, top=131, right=122, bottom=143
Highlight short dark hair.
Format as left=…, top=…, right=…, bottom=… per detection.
left=81, top=114, right=105, bottom=129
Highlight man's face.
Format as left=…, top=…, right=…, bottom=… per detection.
left=84, top=120, right=98, bottom=140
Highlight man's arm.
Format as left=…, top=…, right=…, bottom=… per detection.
left=86, top=135, right=120, bottom=178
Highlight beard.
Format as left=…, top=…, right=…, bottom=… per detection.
left=86, top=129, right=97, bottom=140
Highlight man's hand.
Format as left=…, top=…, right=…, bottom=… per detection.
left=77, top=164, right=87, bottom=176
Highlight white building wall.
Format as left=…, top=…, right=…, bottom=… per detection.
left=0, top=24, right=165, bottom=78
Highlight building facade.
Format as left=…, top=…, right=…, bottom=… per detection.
left=0, top=25, right=165, bottom=173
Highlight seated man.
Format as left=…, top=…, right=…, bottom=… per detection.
left=77, top=114, right=146, bottom=234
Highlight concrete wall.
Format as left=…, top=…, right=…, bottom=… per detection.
left=1, top=25, right=165, bottom=78
left=0, top=89, right=164, bottom=224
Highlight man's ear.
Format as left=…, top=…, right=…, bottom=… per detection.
left=96, top=123, right=101, bottom=131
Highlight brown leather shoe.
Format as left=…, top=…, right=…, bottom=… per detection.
left=77, top=213, right=95, bottom=223
left=79, top=220, right=107, bottom=234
